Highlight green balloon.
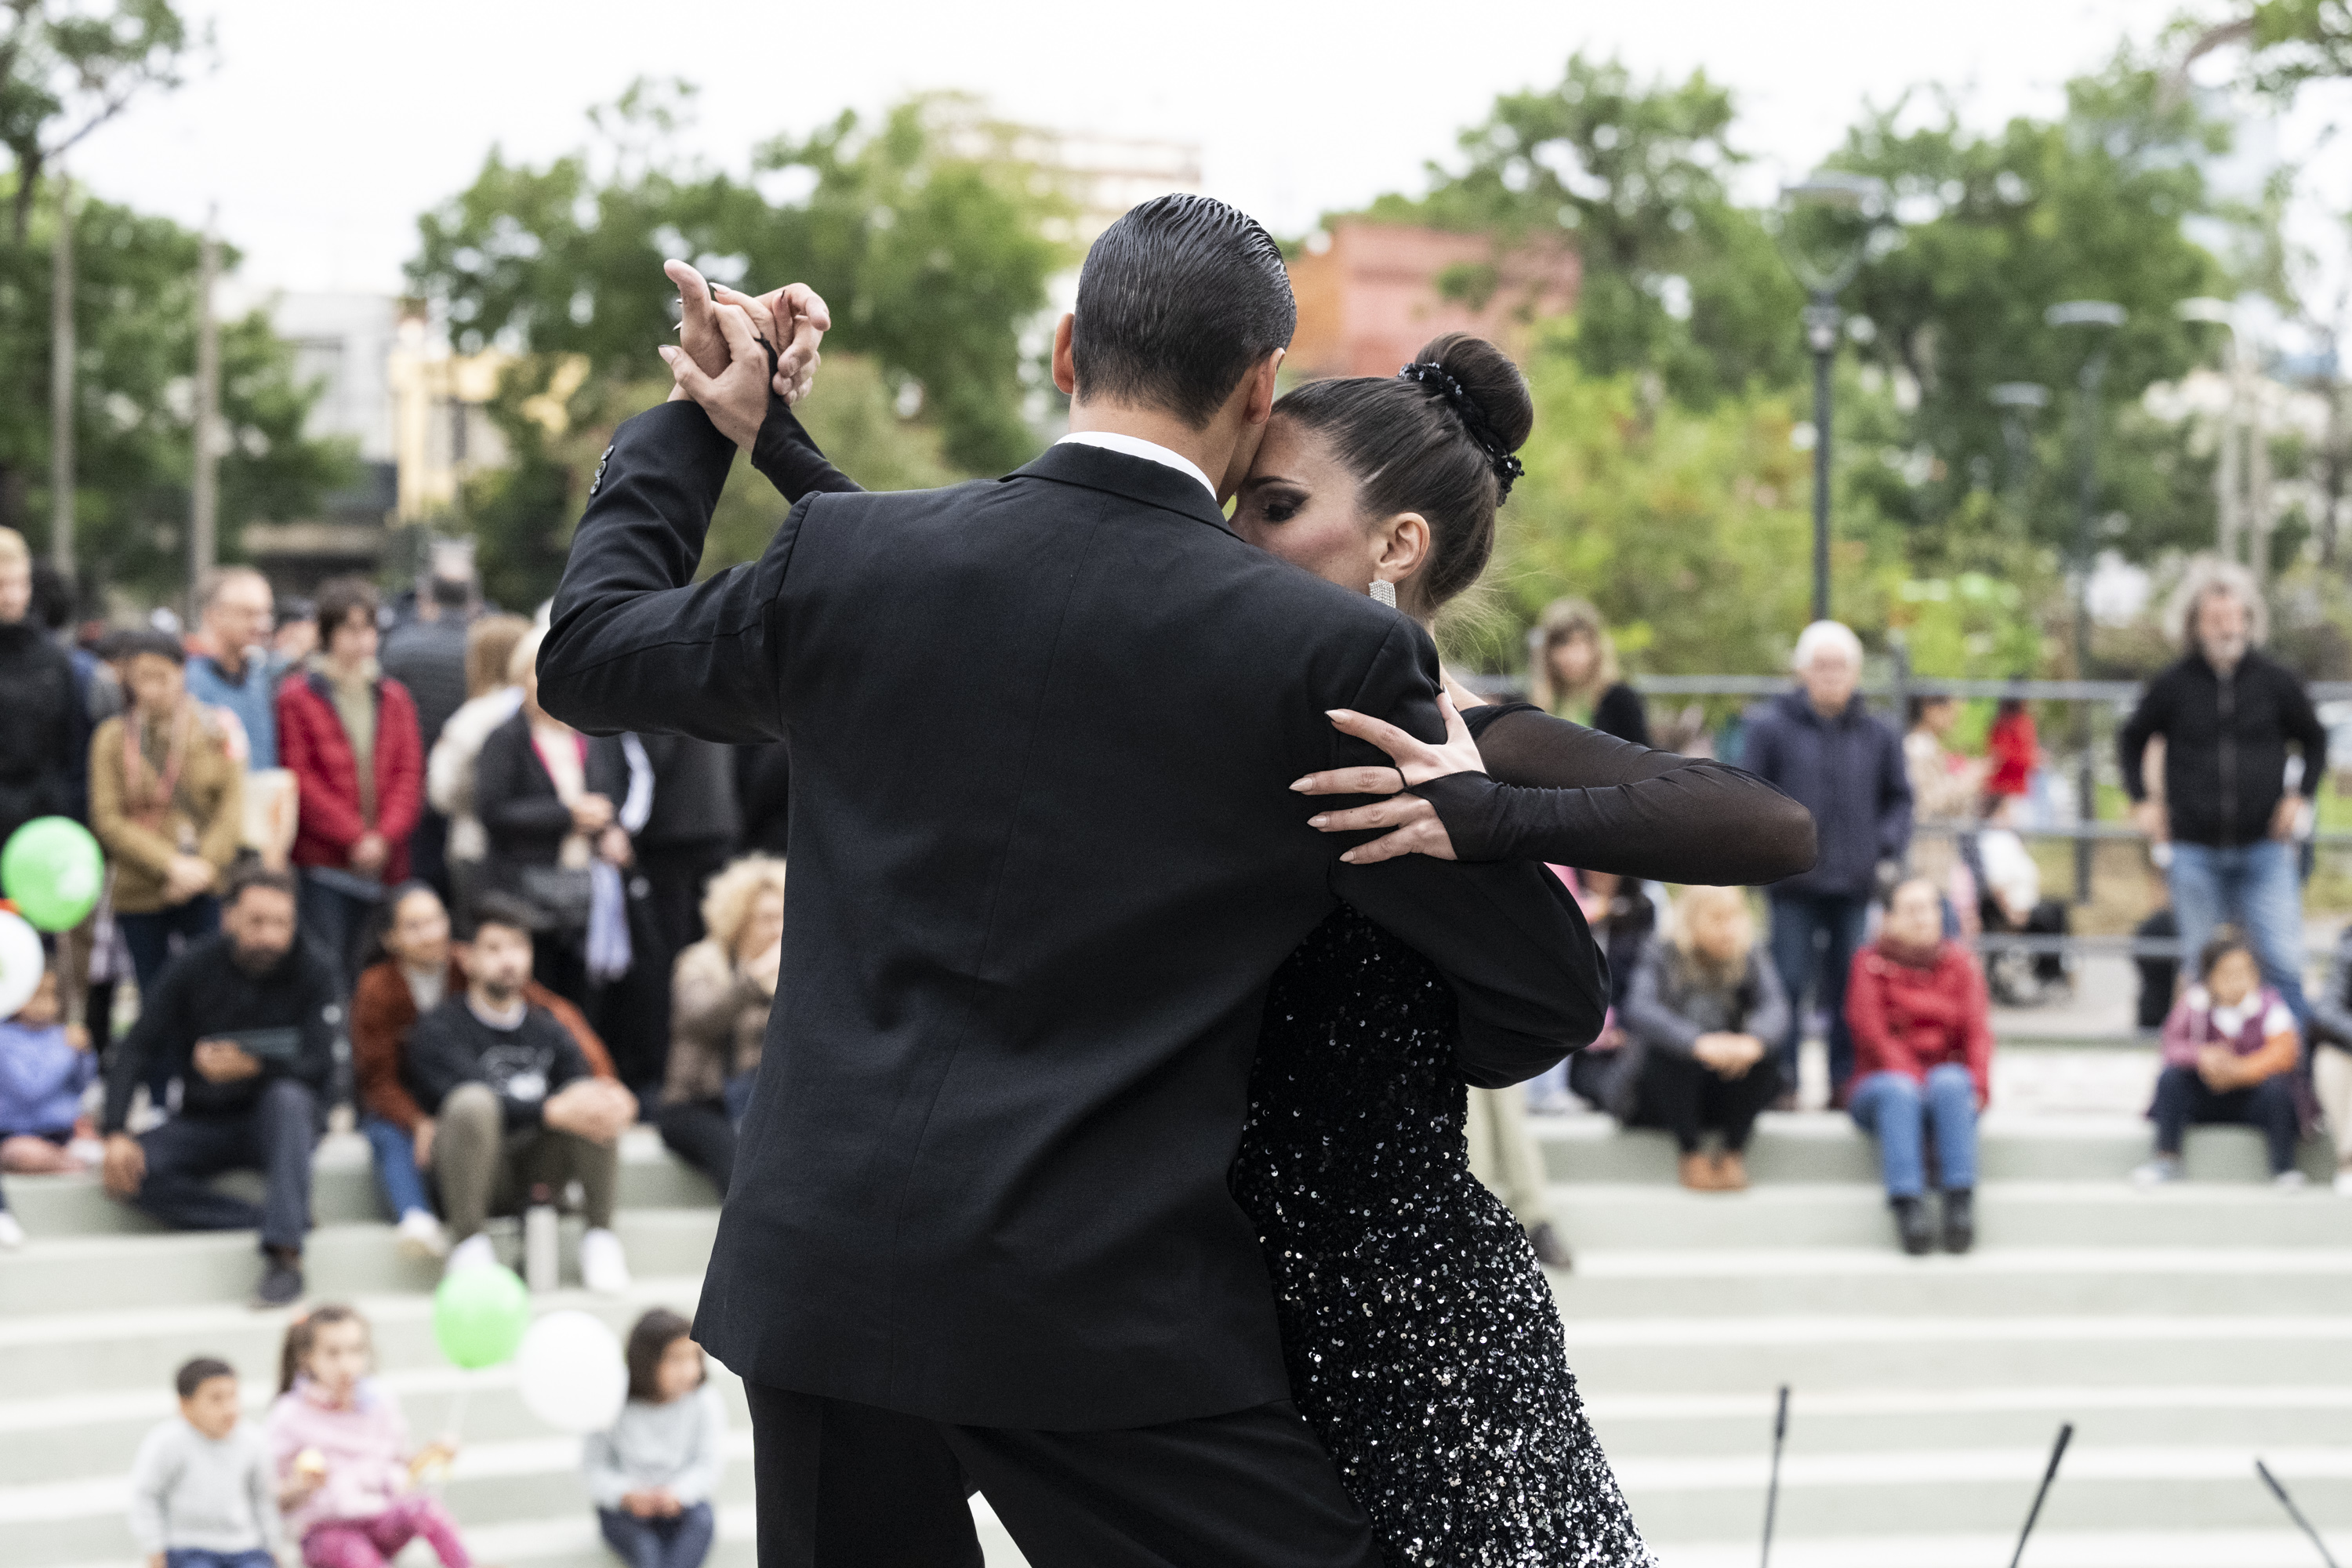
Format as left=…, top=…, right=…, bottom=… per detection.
left=432, top=1264, right=531, bottom=1370
left=2, top=818, right=104, bottom=932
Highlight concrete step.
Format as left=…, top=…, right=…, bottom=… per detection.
left=1534, top=1111, right=2342, bottom=1184
left=0, top=1209, right=720, bottom=1317
left=1544, top=1181, right=2352, bottom=1252
left=3, top=1127, right=719, bottom=1239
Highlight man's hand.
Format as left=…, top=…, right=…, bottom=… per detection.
left=1693, top=1032, right=1765, bottom=1078
left=1291, top=694, right=1483, bottom=865
left=103, top=1132, right=146, bottom=1196
left=570, top=793, right=615, bottom=836
left=597, top=825, right=633, bottom=867
left=2132, top=799, right=2169, bottom=842
left=714, top=281, right=829, bottom=403
left=350, top=833, right=389, bottom=876
left=544, top=1078, right=635, bottom=1145
left=164, top=853, right=216, bottom=904
left=661, top=300, right=774, bottom=451
left=2270, top=794, right=2305, bottom=842
left=192, top=1040, right=262, bottom=1083
left=412, top=1117, right=436, bottom=1170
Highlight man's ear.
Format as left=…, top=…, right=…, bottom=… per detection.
left=1245, top=348, right=1284, bottom=428
left=1051, top=314, right=1078, bottom=397
left=451, top=941, right=475, bottom=978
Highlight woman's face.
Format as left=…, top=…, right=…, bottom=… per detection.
left=735, top=887, right=785, bottom=964
left=326, top=608, right=378, bottom=666
left=1886, top=883, right=1944, bottom=949
left=1918, top=698, right=1958, bottom=738
left=1548, top=631, right=1598, bottom=691
left=387, top=890, right=452, bottom=972
left=2207, top=949, right=2259, bottom=1008
left=1231, top=416, right=1388, bottom=598
left=125, top=652, right=185, bottom=713
left=1689, top=897, right=1748, bottom=965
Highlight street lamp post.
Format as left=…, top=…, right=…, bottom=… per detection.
left=1989, top=382, right=2051, bottom=510
left=2176, top=298, right=2243, bottom=562
left=1780, top=172, right=1889, bottom=626
left=2046, top=299, right=2126, bottom=904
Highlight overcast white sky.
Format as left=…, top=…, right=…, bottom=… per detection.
left=54, top=0, right=2346, bottom=303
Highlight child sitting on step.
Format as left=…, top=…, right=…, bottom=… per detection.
left=266, top=1305, right=473, bottom=1568
left=2137, top=930, right=2310, bottom=1189
left=583, top=1308, right=726, bottom=1568
left=0, top=960, right=99, bottom=1248
left=129, top=1356, right=284, bottom=1568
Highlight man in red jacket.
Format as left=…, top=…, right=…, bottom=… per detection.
left=1846, top=877, right=1994, bottom=1257
left=277, top=577, right=423, bottom=987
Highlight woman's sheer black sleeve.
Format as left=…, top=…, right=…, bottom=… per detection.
left=750, top=394, right=866, bottom=502
left=1416, top=703, right=1817, bottom=887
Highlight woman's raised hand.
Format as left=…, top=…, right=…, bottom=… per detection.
left=659, top=299, right=772, bottom=449
left=1289, top=692, right=1484, bottom=865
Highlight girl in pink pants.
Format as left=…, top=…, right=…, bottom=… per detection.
left=266, top=1305, right=474, bottom=1567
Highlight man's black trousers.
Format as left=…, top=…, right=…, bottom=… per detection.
left=745, top=1382, right=1380, bottom=1568
left=132, top=1079, right=318, bottom=1253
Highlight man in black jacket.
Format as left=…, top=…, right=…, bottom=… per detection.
left=0, top=526, right=87, bottom=847
left=99, top=866, right=336, bottom=1306
left=539, top=196, right=1604, bottom=1568
left=2120, top=561, right=2326, bottom=1024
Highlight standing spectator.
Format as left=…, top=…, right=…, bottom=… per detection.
left=426, top=614, right=532, bottom=920
left=129, top=1357, right=284, bottom=1568
left=0, top=526, right=87, bottom=845
left=1744, top=620, right=1914, bottom=1102
left=404, top=898, right=637, bottom=1290
left=2122, top=558, right=2325, bottom=1028
left=89, top=631, right=245, bottom=1013
left=350, top=883, right=621, bottom=1257
left=2310, top=923, right=2352, bottom=1194
left=621, top=735, right=742, bottom=1091
left=475, top=629, right=631, bottom=1009
left=1617, top=886, right=1788, bottom=1192
left=278, top=578, right=425, bottom=989
left=379, top=571, right=476, bottom=900
left=185, top=567, right=287, bottom=771
left=583, top=1308, right=726, bottom=1568
left=1846, top=877, right=1994, bottom=1255
left=1529, top=597, right=1650, bottom=744
left=2138, top=930, right=2310, bottom=1188
left=99, top=866, right=336, bottom=1305
left=658, top=855, right=785, bottom=1195
left=1985, top=697, right=2038, bottom=807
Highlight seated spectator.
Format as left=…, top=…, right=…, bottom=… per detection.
left=475, top=628, right=633, bottom=1007
left=585, top=1308, right=726, bottom=1568
left=89, top=630, right=244, bottom=1014
left=2138, top=929, right=2310, bottom=1188
left=0, top=960, right=96, bottom=1247
left=425, top=612, right=530, bottom=917
left=278, top=576, right=425, bottom=987
left=1617, top=886, right=1788, bottom=1192
left=352, top=883, right=623, bottom=1261
left=404, top=897, right=637, bottom=1290
left=1974, top=796, right=2071, bottom=1004
left=2310, top=923, right=2352, bottom=1195
left=657, top=856, right=786, bottom=1196
left=100, top=866, right=336, bottom=1305
left=129, top=1356, right=282, bottom=1568
left=1846, top=877, right=1993, bottom=1255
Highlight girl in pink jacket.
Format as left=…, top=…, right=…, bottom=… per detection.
left=266, top=1305, right=473, bottom=1567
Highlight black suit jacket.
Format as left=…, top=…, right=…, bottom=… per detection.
left=539, top=401, right=1604, bottom=1428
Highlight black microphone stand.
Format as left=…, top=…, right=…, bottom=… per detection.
left=1759, top=1385, right=1789, bottom=1568
left=2008, top=1422, right=2073, bottom=1568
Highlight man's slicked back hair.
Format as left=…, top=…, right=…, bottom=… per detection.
left=1071, top=194, right=1295, bottom=429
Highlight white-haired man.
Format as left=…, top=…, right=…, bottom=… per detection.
left=1743, top=620, right=1914, bottom=1102
left=2119, top=559, right=2325, bottom=1027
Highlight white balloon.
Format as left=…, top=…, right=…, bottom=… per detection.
left=0, top=912, right=42, bottom=1022
left=514, top=1310, right=628, bottom=1435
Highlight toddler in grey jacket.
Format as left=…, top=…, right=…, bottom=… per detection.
left=128, top=1357, right=283, bottom=1568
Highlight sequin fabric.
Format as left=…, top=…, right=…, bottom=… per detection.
left=1232, top=904, right=1655, bottom=1567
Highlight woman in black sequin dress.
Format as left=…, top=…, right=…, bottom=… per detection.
left=728, top=317, right=1813, bottom=1566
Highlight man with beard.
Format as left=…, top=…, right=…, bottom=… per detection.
left=101, top=866, right=337, bottom=1305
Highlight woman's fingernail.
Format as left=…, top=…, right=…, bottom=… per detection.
left=1340, top=850, right=1358, bottom=862
left=1308, top=815, right=1329, bottom=828
left=1290, top=779, right=1314, bottom=792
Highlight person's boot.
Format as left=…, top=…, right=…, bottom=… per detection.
left=1890, top=1196, right=1934, bottom=1256
left=1941, top=1188, right=1976, bottom=1254
left=1711, top=1150, right=1750, bottom=1192
left=1678, top=1151, right=1719, bottom=1192
left=255, top=1247, right=305, bottom=1308
left=1525, top=1221, right=1573, bottom=1272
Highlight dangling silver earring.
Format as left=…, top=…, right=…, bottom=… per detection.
left=1369, top=579, right=1397, bottom=609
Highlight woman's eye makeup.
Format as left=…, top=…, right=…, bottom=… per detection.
left=1253, top=486, right=1307, bottom=524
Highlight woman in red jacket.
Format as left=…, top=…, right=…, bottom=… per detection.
left=277, top=577, right=423, bottom=987
left=1846, top=877, right=1994, bottom=1256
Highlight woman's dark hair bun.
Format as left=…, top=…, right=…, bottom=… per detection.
left=1417, top=332, right=1534, bottom=455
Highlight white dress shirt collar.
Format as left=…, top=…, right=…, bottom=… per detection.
left=1054, top=430, right=1218, bottom=503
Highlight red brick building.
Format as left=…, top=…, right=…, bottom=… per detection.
left=1285, top=220, right=1581, bottom=381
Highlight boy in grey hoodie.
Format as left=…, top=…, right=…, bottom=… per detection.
left=128, top=1357, right=283, bottom=1568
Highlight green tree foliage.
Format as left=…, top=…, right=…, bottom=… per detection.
left=410, top=82, right=1071, bottom=608
left=0, top=179, right=352, bottom=595
left=2241, top=1, right=2352, bottom=96
left=0, top=0, right=198, bottom=241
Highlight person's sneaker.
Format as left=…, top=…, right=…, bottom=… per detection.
left=1711, top=1151, right=1750, bottom=1192
left=395, top=1210, right=448, bottom=1261
left=445, top=1233, right=499, bottom=1276
left=254, top=1253, right=304, bottom=1308
left=0, top=1211, right=24, bottom=1250
left=1890, top=1196, right=1935, bottom=1256
left=579, top=1227, right=631, bottom=1294
left=2131, top=1156, right=2183, bottom=1188
left=1942, top=1189, right=1976, bottom=1254
left=2274, top=1170, right=2308, bottom=1191
left=1525, top=1221, right=1573, bottom=1272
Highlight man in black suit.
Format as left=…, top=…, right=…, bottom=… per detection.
left=539, top=194, right=1604, bottom=1568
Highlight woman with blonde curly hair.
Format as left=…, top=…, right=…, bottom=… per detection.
left=655, top=854, right=787, bottom=1194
